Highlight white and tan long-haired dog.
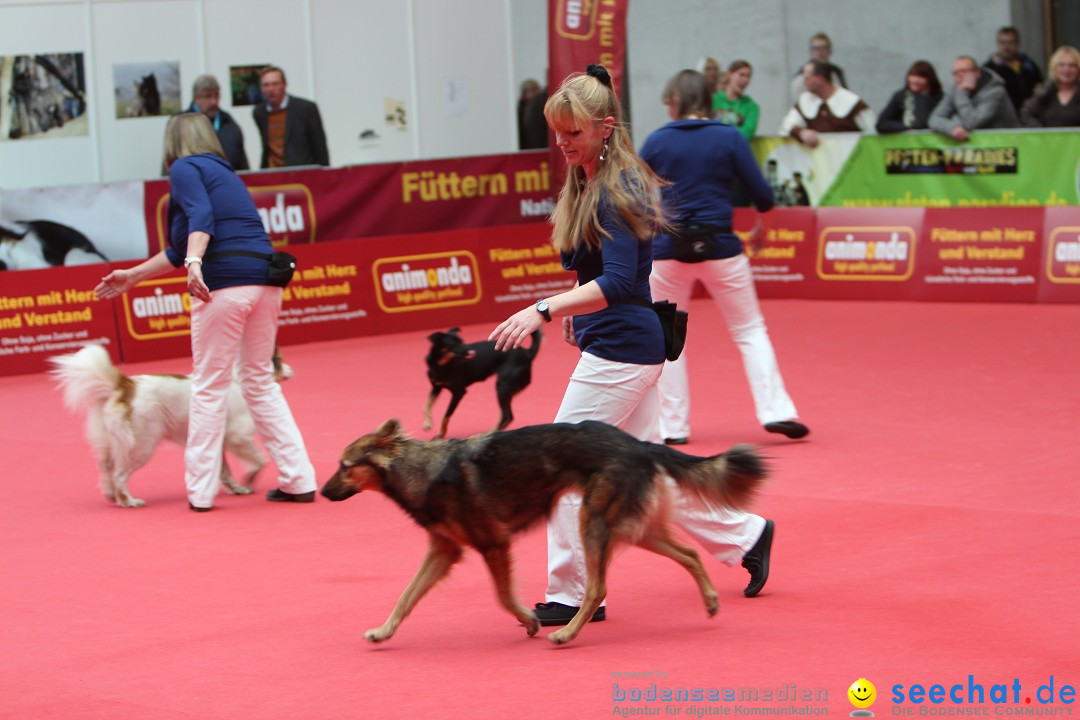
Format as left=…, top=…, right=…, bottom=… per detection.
left=49, top=344, right=266, bottom=508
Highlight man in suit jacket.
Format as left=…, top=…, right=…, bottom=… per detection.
left=252, top=66, right=329, bottom=168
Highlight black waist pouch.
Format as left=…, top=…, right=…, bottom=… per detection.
left=624, top=296, right=688, bottom=362
left=204, top=249, right=297, bottom=287
left=669, top=222, right=731, bottom=263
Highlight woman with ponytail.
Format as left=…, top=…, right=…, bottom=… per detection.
left=490, top=66, right=774, bottom=627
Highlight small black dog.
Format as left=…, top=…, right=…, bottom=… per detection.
left=422, top=326, right=540, bottom=439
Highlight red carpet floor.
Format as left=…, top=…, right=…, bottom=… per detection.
left=2, top=299, right=1078, bottom=720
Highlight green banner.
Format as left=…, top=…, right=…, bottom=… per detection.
left=749, top=130, right=1080, bottom=208
left=815, top=130, right=1080, bottom=207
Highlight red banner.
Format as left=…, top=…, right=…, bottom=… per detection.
left=807, top=208, right=925, bottom=300
left=917, top=207, right=1042, bottom=302
left=1039, top=206, right=1080, bottom=304
left=107, top=223, right=575, bottom=365
left=548, top=0, right=628, bottom=96
left=744, top=207, right=817, bottom=299
left=6, top=206, right=1080, bottom=378
left=144, top=152, right=556, bottom=256
left=547, top=0, right=629, bottom=182
left=0, top=264, right=122, bottom=375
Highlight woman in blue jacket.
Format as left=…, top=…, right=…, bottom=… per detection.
left=641, top=69, right=808, bottom=445
left=94, top=113, right=315, bottom=511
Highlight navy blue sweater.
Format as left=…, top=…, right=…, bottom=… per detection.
left=165, top=153, right=274, bottom=291
left=562, top=200, right=664, bottom=366
left=639, top=120, right=774, bottom=260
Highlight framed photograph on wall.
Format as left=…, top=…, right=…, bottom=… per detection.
left=0, top=53, right=88, bottom=141
left=229, top=64, right=267, bottom=106
left=113, top=61, right=181, bottom=119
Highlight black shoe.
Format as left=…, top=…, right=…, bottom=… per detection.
left=533, top=601, right=606, bottom=627
left=664, top=437, right=689, bottom=446
left=764, top=421, right=809, bottom=439
left=741, top=519, right=774, bottom=597
left=266, top=488, right=316, bottom=503
left=188, top=502, right=212, bottom=513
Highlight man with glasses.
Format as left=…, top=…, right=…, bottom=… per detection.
left=187, top=75, right=249, bottom=171
left=790, top=32, right=847, bottom=104
left=928, top=56, right=1019, bottom=141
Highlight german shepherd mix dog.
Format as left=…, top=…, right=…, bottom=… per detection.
left=422, top=327, right=540, bottom=439
left=321, top=419, right=766, bottom=645
left=49, top=345, right=266, bottom=508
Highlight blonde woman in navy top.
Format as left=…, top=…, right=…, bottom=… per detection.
left=94, top=113, right=315, bottom=511
left=491, top=66, right=774, bottom=627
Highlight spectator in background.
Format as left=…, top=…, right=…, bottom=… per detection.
left=1021, top=45, right=1080, bottom=127
left=517, top=78, right=548, bottom=149
left=187, top=74, right=249, bottom=170
left=929, top=56, right=1019, bottom=141
left=780, top=60, right=875, bottom=148
left=875, top=60, right=944, bottom=134
left=984, top=26, right=1044, bottom=112
left=698, top=56, right=723, bottom=99
left=252, top=65, right=329, bottom=169
left=790, top=32, right=846, bottom=103
left=713, top=60, right=760, bottom=142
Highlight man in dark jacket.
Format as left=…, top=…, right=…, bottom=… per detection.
left=252, top=65, right=329, bottom=169
left=984, top=26, right=1044, bottom=112
left=188, top=74, right=249, bottom=171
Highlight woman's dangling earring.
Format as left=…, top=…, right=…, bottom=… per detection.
left=599, top=141, right=609, bottom=162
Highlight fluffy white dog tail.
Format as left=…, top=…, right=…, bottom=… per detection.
left=48, top=344, right=123, bottom=413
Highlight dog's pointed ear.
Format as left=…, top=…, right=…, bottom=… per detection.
left=375, top=418, right=399, bottom=435
left=448, top=327, right=461, bottom=335
left=373, top=418, right=407, bottom=442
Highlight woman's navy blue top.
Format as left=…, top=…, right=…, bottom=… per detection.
left=562, top=199, right=664, bottom=365
left=165, top=153, right=273, bottom=291
left=639, top=119, right=774, bottom=260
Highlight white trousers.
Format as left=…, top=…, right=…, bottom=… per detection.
left=186, top=285, right=315, bottom=508
left=650, top=255, right=798, bottom=438
left=545, top=351, right=765, bottom=606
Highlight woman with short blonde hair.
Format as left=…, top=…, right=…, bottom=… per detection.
left=96, top=112, right=315, bottom=511
left=1021, top=45, right=1080, bottom=127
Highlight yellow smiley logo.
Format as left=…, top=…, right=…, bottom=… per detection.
left=848, top=678, right=877, bottom=709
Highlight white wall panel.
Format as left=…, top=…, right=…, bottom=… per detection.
left=0, top=0, right=1034, bottom=191
left=89, top=0, right=200, bottom=182
left=412, top=0, right=516, bottom=159
left=0, top=2, right=96, bottom=188
left=309, top=0, right=416, bottom=166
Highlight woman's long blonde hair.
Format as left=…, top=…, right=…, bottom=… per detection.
left=162, top=112, right=227, bottom=168
left=544, top=68, right=666, bottom=253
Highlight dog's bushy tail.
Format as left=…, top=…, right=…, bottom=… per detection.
left=650, top=443, right=766, bottom=510
left=527, top=329, right=542, bottom=360
left=48, top=344, right=123, bottom=413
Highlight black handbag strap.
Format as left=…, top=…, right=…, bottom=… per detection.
left=203, top=250, right=273, bottom=262
left=622, top=295, right=655, bottom=309
left=674, top=222, right=732, bottom=236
